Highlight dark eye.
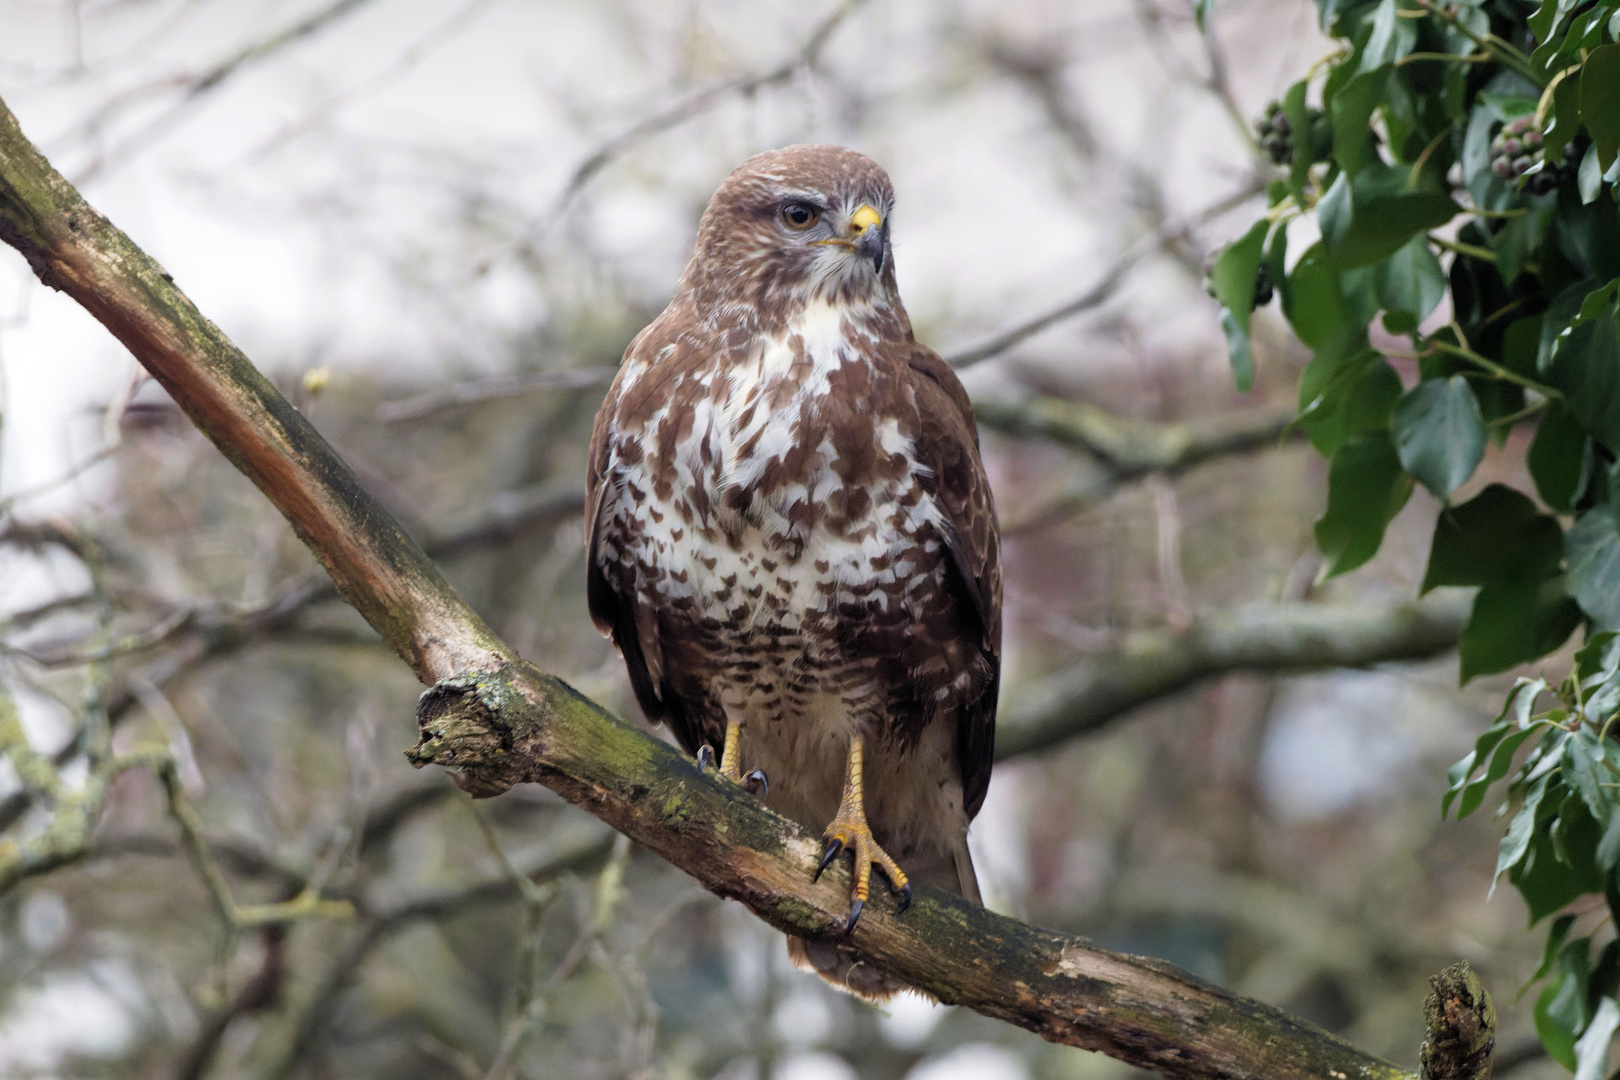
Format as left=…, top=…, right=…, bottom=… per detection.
left=779, top=202, right=820, bottom=231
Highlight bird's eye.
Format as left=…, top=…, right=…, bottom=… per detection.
left=779, top=203, right=820, bottom=231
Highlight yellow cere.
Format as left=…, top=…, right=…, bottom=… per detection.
left=850, top=205, right=882, bottom=234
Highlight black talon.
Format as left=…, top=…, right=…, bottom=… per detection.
left=744, top=769, right=769, bottom=796
left=845, top=897, right=864, bottom=935
left=897, top=882, right=912, bottom=913
left=814, top=837, right=843, bottom=881
left=695, top=744, right=715, bottom=772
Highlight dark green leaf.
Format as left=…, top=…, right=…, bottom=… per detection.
left=1495, top=197, right=1556, bottom=285
left=1497, top=773, right=1551, bottom=883
left=1319, top=164, right=1461, bottom=269
left=1460, top=576, right=1582, bottom=683
left=1209, top=220, right=1268, bottom=332
left=1210, top=220, right=1269, bottom=391
left=1423, top=484, right=1566, bottom=591
left=1358, top=0, right=1415, bottom=71
left=1192, top=0, right=1214, bottom=31
left=1374, top=235, right=1445, bottom=324
left=1330, top=68, right=1390, bottom=176
left=1598, top=805, right=1620, bottom=871
left=1582, top=44, right=1620, bottom=174
left=1543, top=311, right=1620, bottom=452
left=1575, top=996, right=1620, bottom=1080
left=1547, top=66, right=1584, bottom=165
left=1538, top=934, right=1591, bottom=1070
left=1220, top=309, right=1254, bottom=392
left=1299, top=352, right=1400, bottom=457
left=1457, top=725, right=1540, bottom=815
left=1284, top=242, right=1352, bottom=350
left=1568, top=502, right=1620, bottom=629
left=1315, top=431, right=1414, bottom=576
left=1580, top=142, right=1604, bottom=205
left=1538, top=980, right=1580, bottom=1070
left=1281, top=80, right=1313, bottom=199
left=1566, top=728, right=1617, bottom=820
left=1530, top=0, right=1577, bottom=40
left=1528, top=914, right=1580, bottom=988
left=1540, top=280, right=1605, bottom=374
left=1392, top=376, right=1486, bottom=499
left=1530, top=402, right=1594, bottom=512
left=1517, top=794, right=1603, bottom=918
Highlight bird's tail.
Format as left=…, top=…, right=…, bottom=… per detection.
left=786, top=835, right=979, bottom=1002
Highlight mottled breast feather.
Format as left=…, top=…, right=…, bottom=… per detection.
left=585, top=143, right=1001, bottom=829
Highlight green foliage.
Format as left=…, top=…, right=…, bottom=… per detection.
left=1205, top=0, right=1620, bottom=1068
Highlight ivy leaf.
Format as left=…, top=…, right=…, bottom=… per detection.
left=1566, top=728, right=1618, bottom=821
left=1540, top=933, right=1594, bottom=1069
left=1568, top=502, right=1620, bottom=629
left=1575, top=996, right=1620, bottom=1080
left=1460, top=576, right=1581, bottom=683
left=1529, top=402, right=1594, bottom=513
left=1209, top=220, right=1269, bottom=392
left=1374, top=235, right=1445, bottom=325
left=1423, top=484, right=1566, bottom=591
left=1528, top=914, right=1580, bottom=989
left=1315, top=431, right=1414, bottom=576
left=1392, top=376, right=1486, bottom=499
left=1543, top=308, right=1620, bottom=452
left=1331, top=68, right=1390, bottom=176
left=1359, top=0, right=1416, bottom=71
left=1299, top=353, right=1401, bottom=457
left=1546, top=66, right=1584, bottom=166
left=1319, top=164, right=1461, bottom=269
left=1499, top=773, right=1553, bottom=883
left=1581, top=44, right=1620, bottom=174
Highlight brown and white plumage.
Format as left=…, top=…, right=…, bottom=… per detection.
left=586, top=144, right=1001, bottom=999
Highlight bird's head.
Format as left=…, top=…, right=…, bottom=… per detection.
left=686, top=144, right=899, bottom=318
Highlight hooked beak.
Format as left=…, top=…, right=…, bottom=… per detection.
left=814, top=204, right=887, bottom=274
left=849, top=204, right=886, bottom=274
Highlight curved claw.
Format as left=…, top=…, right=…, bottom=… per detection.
left=844, top=897, right=864, bottom=936
left=695, top=744, right=715, bottom=773
left=743, top=769, right=769, bottom=797
left=814, top=837, right=844, bottom=882
left=897, top=882, right=912, bottom=913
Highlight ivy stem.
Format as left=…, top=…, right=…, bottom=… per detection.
left=1487, top=398, right=1549, bottom=426
left=1429, top=233, right=1498, bottom=262
left=1426, top=334, right=1563, bottom=398
left=1412, top=0, right=1546, bottom=86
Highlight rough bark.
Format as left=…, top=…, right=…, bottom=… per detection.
left=0, top=93, right=1465, bottom=1079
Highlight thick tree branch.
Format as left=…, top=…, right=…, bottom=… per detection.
left=0, top=101, right=505, bottom=683
left=0, top=93, right=1452, bottom=1080
left=998, top=593, right=1470, bottom=759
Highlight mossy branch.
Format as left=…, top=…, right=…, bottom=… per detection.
left=0, top=92, right=1483, bottom=1079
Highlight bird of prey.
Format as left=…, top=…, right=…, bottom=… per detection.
left=586, top=144, right=1001, bottom=999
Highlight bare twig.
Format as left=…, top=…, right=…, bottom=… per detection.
left=71, top=0, right=387, bottom=184
left=943, top=179, right=1265, bottom=369
left=544, top=0, right=869, bottom=217
left=377, top=367, right=618, bottom=423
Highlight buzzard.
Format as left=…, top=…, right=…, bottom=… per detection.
left=586, top=144, right=1001, bottom=999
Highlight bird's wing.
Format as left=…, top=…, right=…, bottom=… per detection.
left=898, top=342, right=1002, bottom=821
left=585, top=325, right=705, bottom=754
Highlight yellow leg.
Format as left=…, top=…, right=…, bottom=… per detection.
left=814, top=733, right=911, bottom=934
left=719, top=717, right=743, bottom=783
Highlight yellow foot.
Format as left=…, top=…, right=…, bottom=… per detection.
left=695, top=723, right=767, bottom=795
left=813, top=734, right=911, bottom=935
